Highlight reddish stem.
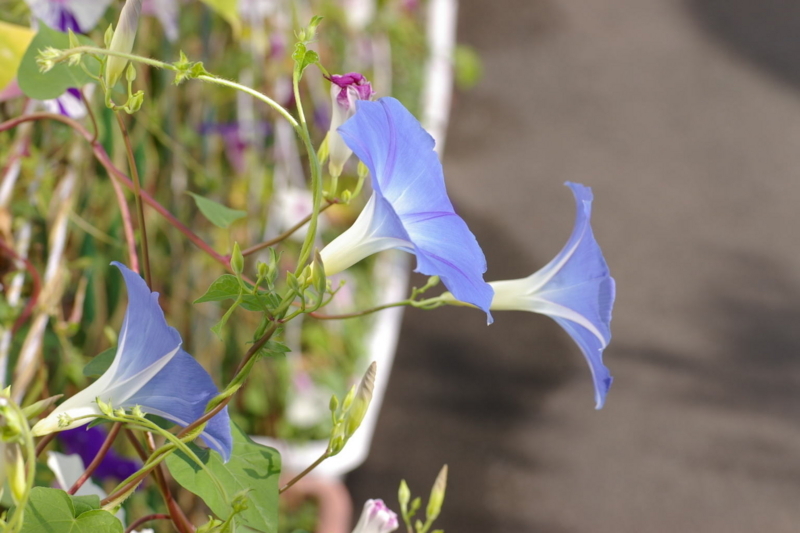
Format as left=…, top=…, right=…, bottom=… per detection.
left=68, top=422, right=122, bottom=495
left=125, top=430, right=195, bottom=533
left=124, top=514, right=171, bottom=533
left=0, top=113, right=232, bottom=272
left=0, top=238, right=42, bottom=334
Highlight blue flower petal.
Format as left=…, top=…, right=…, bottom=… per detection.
left=110, top=262, right=182, bottom=383
left=124, top=349, right=233, bottom=461
left=530, top=182, right=615, bottom=408
left=338, top=98, right=493, bottom=316
left=110, top=262, right=232, bottom=460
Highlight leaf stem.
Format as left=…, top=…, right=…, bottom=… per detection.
left=124, top=514, right=171, bottom=533
left=279, top=450, right=330, bottom=494
left=0, top=113, right=231, bottom=272
left=116, top=112, right=151, bottom=285
left=196, top=74, right=299, bottom=129
left=241, top=200, right=337, bottom=257
left=68, top=422, right=122, bottom=495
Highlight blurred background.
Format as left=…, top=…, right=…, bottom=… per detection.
left=349, top=0, right=800, bottom=531
left=4, top=0, right=800, bottom=531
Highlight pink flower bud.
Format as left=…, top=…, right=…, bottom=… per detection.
left=352, top=499, right=399, bottom=533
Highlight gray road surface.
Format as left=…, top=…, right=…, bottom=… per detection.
left=349, top=0, right=800, bottom=531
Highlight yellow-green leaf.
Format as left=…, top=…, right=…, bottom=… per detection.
left=0, top=22, right=35, bottom=91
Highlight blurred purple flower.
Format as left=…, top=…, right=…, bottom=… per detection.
left=59, top=426, right=140, bottom=481
left=200, top=121, right=272, bottom=174
left=25, top=0, right=114, bottom=33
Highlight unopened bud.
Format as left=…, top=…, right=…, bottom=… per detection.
left=312, top=250, right=327, bottom=296
left=231, top=242, right=244, bottom=275
left=6, top=443, right=26, bottom=504
left=105, top=0, right=143, bottom=88
left=329, top=394, right=339, bottom=413
left=352, top=499, right=399, bottom=533
left=131, top=405, right=144, bottom=418
left=426, top=464, right=448, bottom=522
left=398, top=479, right=410, bottom=511
left=357, top=161, right=369, bottom=179
left=344, top=362, right=376, bottom=440
left=96, top=397, right=113, bottom=417
left=125, top=90, right=144, bottom=114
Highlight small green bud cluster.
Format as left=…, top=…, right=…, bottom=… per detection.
left=327, top=362, right=376, bottom=456
left=398, top=465, right=448, bottom=533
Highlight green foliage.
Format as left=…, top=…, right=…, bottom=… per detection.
left=195, top=275, right=280, bottom=313
left=17, top=24, right=99, bottom=100
left=453, top=44, right=483, bottom=90
left=166, top=422, right=282, bottom=533
left=16, top=488, right=123, bottom=533
left=82, top=347, right=116, bottom=378
left=188, top=192, right=247, bottom=228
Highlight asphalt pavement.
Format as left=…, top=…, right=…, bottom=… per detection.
left=349, top=0, right=800, bottom=531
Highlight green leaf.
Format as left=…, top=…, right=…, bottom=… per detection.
left=17, top=24, right=100, bottom=100
left=83, top=347, right=116, bottom=378
left=17, top=488, right=123, bottom=533
left=188, top=192, right=247, bottom=228
left=166, top=422, right=281, bottom=533
left=0, top=21, right=35, bottom=91
left=194, top=274, right=279, bottom=312
left=453, top=44, right=483, bottom=90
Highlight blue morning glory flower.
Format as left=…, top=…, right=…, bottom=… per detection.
left=489, top=182, right=615, bottom=408
left=319, top=97, right=494, bottom=319
left=32, top=262, right=233, bottom=461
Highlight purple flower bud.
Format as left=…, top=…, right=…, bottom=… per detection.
left=330, top=73, right=376, bottom=110
left=327, top=73, right=375, bottom=177
left=352, top=499, right=399, bottom=533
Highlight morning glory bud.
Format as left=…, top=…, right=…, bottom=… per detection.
left=6, top=442, right=26, bottom=504
left=327, top=73, right=375, bottom=178
left=344, top=361, right=376, bottom=440
left=426, top=464, right=447, bottom=522
left=488, top=182, right=616, bottom=409
left=352, top=499, right=399, bottom=533
left=105, top=0, right=143, bottom=89
left=230, top=242, right=244, bottom=276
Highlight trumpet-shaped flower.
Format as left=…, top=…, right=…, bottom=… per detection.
left=327, top=73, right=375, bottom=177
left=489, top=182, right=615, bottom=408
left=352, top=499, right=399, bottom=533
left=32, top=262, right=233, bottom=461
left=320, top=97, right=494, bottom=318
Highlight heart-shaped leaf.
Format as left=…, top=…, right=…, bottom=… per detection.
left=17, top=488, right=123, bottom=533
left=166, top=422, right=281, bottom=533
left=188, top=192, right=247, bottom=228
left=17, top=23, right=100, bottom=100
